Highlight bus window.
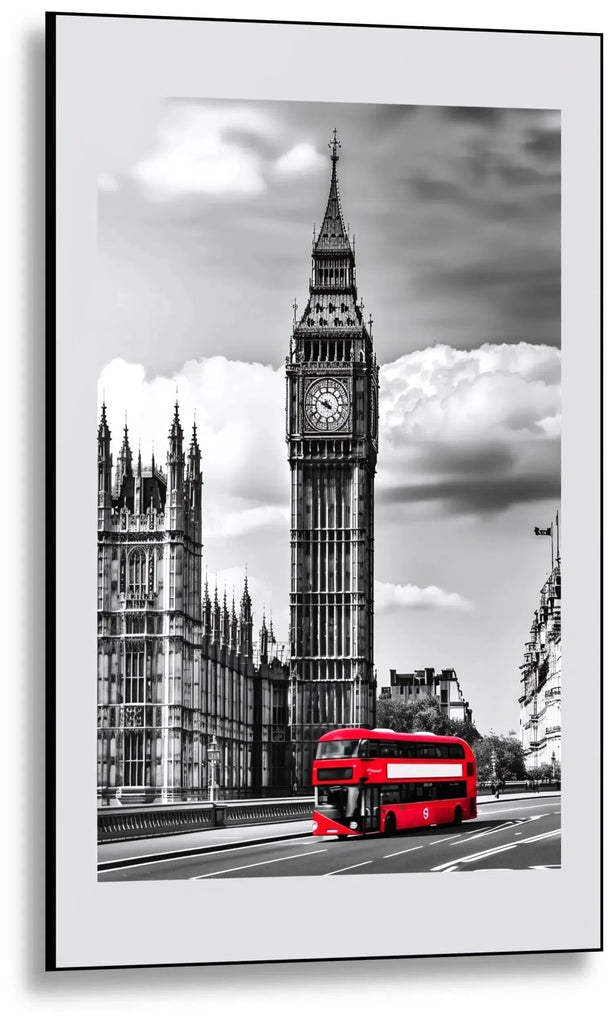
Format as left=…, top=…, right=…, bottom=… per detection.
left=315, top=739, right=361, bottom=759
left=381, top=785, right=400, bottom=803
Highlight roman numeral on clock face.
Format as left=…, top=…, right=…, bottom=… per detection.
left=305, top=378, right=349, bottom=431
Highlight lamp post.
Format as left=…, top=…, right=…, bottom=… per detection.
left=551, top=750, right=557, bottom=786
left=208, top=735, right=220, bottom=803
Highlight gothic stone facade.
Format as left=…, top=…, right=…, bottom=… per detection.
left=97, top=403, right=290, bottom=805
left=286, top=134, right=379, bottom=785
left=519, top=559, right=562, bottom=773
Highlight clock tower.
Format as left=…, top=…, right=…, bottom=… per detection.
left=286, top=131, right=379, bottom=786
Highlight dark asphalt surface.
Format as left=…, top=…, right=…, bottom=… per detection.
left=98, top=792, right=561, bottom=879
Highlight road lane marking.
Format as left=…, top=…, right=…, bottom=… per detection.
left=191, top=848, right=326, bottom=878
left=522, top=829, right=561, bottom=844
left=448, top=821, right=522, bottom=847
left=383, top=845, right=423, bottom=859
left=478, top=803, right=555, bottom=815
left=431, top=828, right=561, bottom=872
left=99, top=835, right=318, bottom=873
left=326, top=860, right=373, bottom=875
left=452, top=843, right=518, bottom=864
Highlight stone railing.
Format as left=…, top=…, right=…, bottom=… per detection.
left=98, top=782, right=561, bottom=844
left=98, top=797, right=314, bottom=844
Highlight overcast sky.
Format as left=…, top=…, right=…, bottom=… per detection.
left=97, top=97, right=561, bottom=737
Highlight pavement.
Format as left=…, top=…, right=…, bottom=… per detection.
left=98, top=790, right=560, bottom=870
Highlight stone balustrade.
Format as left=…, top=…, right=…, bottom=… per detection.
left=98, top=797, right=315, bottom=843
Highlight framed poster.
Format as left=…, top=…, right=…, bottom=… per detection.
left=47, top=12, right=602, bottom=970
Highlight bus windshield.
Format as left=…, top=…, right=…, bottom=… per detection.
left=316, top=785, right=360, bottom=819
left=315, top=739, right=361, bottom=760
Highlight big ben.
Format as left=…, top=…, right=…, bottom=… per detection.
left=286, top=131, right=379, bottom=786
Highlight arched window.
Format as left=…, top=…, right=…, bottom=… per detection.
left=128, top=549, right=146, bottom=595
left=124, top=730, right=144, bottom=786
left=125, top=642, right=145, bottom=702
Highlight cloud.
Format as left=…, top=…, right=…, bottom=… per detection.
left=272, top=143, right=325, bottom=178
left=99, top=340, right=560, bottom=541
left=204, top=505, right=290, bottom=540
left=129, top=104, right=279, bottom=198
left=375, top=580, right=473, bottom=613
left=98, top=355, right=289, bottom=534
left=121, top=103, right=327, bottom=201
left=378, top=342, right=561, bottom=515
left=523, top=126, right=561, bottom=161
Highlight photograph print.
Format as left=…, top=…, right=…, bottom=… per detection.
left=96, top=96, right=563, bottom=880
left=50, top=13, right=601, bottom=969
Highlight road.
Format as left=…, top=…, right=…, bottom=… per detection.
left=99, top=795, right=560, bottom=880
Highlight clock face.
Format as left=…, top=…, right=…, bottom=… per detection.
left=304, top=378, right=350, bottom=432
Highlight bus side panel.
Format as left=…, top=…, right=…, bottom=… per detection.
left=385, top=797, right=475, bottom=831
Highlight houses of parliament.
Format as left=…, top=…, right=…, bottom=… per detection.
left=97, top=133, right=379, bottom=804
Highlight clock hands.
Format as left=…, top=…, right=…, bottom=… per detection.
left=305, top=379, right=348, bottom=429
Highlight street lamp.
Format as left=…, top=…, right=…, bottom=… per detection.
left=208, top=736, right=220, bottom=803
left=551, top=750, right=557, bottom=785
left=490, top=739, right=498, bottom=797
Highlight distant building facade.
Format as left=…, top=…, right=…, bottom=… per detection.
left=519, top=555, right=561, bottom=773
left=97, top=403, right=290, bottom=806
left=380, top=667, right=474, bottom=724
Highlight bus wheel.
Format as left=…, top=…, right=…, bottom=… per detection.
left=384, top=813, right=397, bottom=837
left=453, top=806, right=463, bottom=826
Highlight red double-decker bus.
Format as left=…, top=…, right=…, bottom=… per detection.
left=312, top=727, right=477, bottom=838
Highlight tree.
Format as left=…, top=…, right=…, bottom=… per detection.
left=472, top=734, right=527, bottom=782
left=446, top=718, right=481, bottom=746
left=375, top=698, right=480, bottom=744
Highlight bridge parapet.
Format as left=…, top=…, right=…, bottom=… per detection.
left=98, top=797, right=315, bottom=844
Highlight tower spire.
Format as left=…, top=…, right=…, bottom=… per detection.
left=167, top=401, right=185, bottom=522
left=239, top=569, right=253, bottom=657
left=97, top=403, right=113, bottom=521
left=314, top=129, right=350, bottom=255
left=114, top=416, right=134, bottom=509
left=186, top=417, right=202, bottom=513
